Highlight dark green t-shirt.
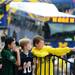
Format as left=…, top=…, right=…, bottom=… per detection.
left=1, top=49, right=16, bottom=75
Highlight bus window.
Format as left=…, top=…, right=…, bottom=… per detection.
left=9, top=13, right=44, bottom=40
left=48, top=22, right=75, bottom=41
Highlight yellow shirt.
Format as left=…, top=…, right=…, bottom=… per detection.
left=32, top=45, right=71, bottom=57
left=32, top=46, right=71, bottom=75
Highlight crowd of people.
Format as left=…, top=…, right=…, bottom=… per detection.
left=0, top=35, right=75, bottom=75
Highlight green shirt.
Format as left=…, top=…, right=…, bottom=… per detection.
left=1, top=49, right=16, bottom=75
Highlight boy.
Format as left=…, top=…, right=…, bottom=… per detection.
left=19, top=38, right=33, bottom=75
left=32, top=35, right=75, bottom=75
left=1, top=37, right=20, bottom=75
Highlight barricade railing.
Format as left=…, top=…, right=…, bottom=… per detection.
left=34, top=54, right=75, bottom=75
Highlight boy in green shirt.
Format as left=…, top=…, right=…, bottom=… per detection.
left=1, top=37, right=20, bottom=75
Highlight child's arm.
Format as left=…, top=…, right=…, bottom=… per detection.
left=13, top=47, right=21, bottom=66
left=49, top=47, right=75, bottom=56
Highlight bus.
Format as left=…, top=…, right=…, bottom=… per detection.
left=9, top=2, right=75, bottom=46
left=9, top=12, right=75, bottom=42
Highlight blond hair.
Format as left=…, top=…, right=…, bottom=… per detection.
left=19, top=38, right=31, bottom=49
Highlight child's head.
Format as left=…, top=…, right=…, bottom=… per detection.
left=19, top=38, right=32, bottom=51
left=33, top=35, right=44, bottom=49
left=4, top=37, right=16, bottom=50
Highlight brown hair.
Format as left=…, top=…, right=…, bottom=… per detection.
left=19, top=38, right=31, bottom=49
left=33, top=35, right=44, bottom=46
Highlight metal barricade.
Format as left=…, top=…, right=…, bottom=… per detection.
left=33, top=55, right=75, bottom=75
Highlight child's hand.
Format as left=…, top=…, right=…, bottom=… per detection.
left=70, top=47, right=75, bottom=51
left=13, top=47, right=20, bottom=53
left=0, top=64, right=2, bottom=69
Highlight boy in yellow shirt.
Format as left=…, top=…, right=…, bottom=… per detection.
left=32, top=35, right=75, bottom=75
